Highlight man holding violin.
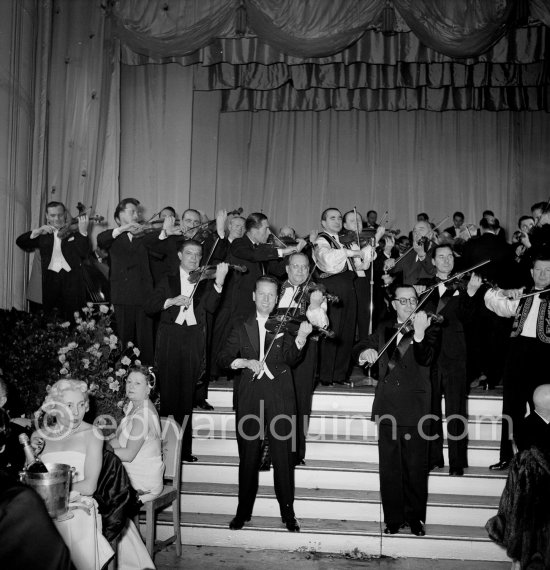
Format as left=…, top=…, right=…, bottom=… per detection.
left=217, top=275, right=312, bottom=532
left=354, top=285, right=439, bottom=537
left=276, top=252, right=329, bottom=464
left=17, top=201, right=90, bottom=321
left=484, top=254, right=550, bottom=471
left=418, top=245, right=483, bottom=476
left=145, top=240, right=229, bottom=462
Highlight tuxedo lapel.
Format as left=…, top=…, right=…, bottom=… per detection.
left=244, top=316, right=260, bottom=358
left=387, top=330, right=414, bottom=374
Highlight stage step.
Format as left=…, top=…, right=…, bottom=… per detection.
left=193, top=407, right=503, bottom=441
left=169, top=384, right=510, bottom=563
left=155, top=512, right=509, bottom=562
left=206, top=385, right=504, bottom=417
left=179, top=482, right=499, bottom=527
left=183, top=456, right=507, bottom=497
left=192, top=431, right=500, bottom=467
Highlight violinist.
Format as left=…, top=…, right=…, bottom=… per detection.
left=144, top=240, right=229, bottom=463
left=342, top=210, right=380, bottom=343
left=16, top=201, right=90, bottom=321
left=419, top=245, right=483, bottom=476
left=276, top=252, right=329, bottom=464
left=353, top=285, right=440, bottom=537
left=97, top=198, right=159, bottom=363
left=314, top=208, right=366, bottom=386
left=383, top=220, right=436, bottom=287
left=217, top=276, right=312, bottom=532
left=484, top=255, right=550, bottom=471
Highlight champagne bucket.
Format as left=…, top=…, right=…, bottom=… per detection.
left=19, top=463, right=73, bottom=519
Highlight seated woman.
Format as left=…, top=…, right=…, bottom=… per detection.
left=33, top=378, right=114, bottom=570
left=109, top=366, right=164, bottom=502
left=34, top=379, right=155, bottom=570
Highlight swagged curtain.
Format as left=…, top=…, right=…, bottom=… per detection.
left=109, top=0, right=550, bottom=112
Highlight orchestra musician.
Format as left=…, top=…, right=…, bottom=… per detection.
left=144, top=240, right=229, bottom=462
left=420, top=245, right=483, bottom=476
left=314, top=208, right=367, bottom=385
left=16, top=201, right=90, bottom=321
left=383, top=220, right=436, bottom=286
left=276, top=252, right=329, bottom=464
left=354, top=285, right=440, bottom=537
left=217, top=276, right=313, bottom=532
left=96, top=198, right=157, bottom=364
left=484, top=254, right=550, bottom=470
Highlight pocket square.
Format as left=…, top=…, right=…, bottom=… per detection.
left=68, top=236, right=75, bottom=242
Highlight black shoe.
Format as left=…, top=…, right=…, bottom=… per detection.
left=196, top=400, right=214, bottom=410
left=384, top=523, right=401, bottom=534
left=298, top=459, right=306, bottom=466
left=320, top=381, right=333, bottom=387
left=489, top=460, right=510, bottom=470
left=183, top=454, right=198, bottom=462
left=229, top=516, right=249, bottom=530
left=449, top=467, right=464, bottom=477
left=429, top=463, right=444, bottom=471
left=284, top=517, right=300, bottom=532
left=409, top=520, right=426, bottom=536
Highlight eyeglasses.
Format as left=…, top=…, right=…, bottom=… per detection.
left=393, top=297, right=418, bottom=306
left=289, top=264, right=308, bottom=271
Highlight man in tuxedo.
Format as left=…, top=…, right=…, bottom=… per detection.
left=97, top=198, right=157, bottom=363
left=145, top=240, right=229, bottom=462
left=276, top=252, right=329, bottom=464
left=217, top=276, right=312, bottom=532
left=421, top=245, right=483, bottom=476
left=16, top=201, right=89, bottom=320
left=354, top=285, right=439, bottom=537
left=484, top=255, right=550, bottom=470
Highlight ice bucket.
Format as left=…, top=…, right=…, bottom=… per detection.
left=19, top=463, right=73, bottom=519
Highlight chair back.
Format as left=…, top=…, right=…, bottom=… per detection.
left=160, top=416, right=183, bottom=491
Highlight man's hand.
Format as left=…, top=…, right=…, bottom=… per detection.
left=169, top=294, right=192, bottom=308
left=413, top=311, right=430, bottom=337
left=120, top=222, right=143, bottom=235
left=375, top=225, right=386, bottom=244
left=215, top=262, right=229, bottom=286
left=33, top=224, right=55, bottom=237
left=308, top=290, right=324, bottom=309
left=295, top=238, right=307, bottom=252
left=246, top=359, right=264, bottom=375
left=77, top=213, right=89, bottom=236
left=296, top=321, right=313, bottom=342
left=413, top=284, right=427, bottom=295
left=413, top=237, right=426, bottom=258
left=308, top=229, right=318, bottom=243
left=502, top=288, right=524, bottom=300
left=216, top=209, right=227, bottom=238
left=383, top=258, right=396, bottom=271
left=360, top=348, right=378, bottom=365
left=467, top=272, right=483, bottom=296
left=383, top=235, right=395, bottom=255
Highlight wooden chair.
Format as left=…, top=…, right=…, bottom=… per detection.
left=135, top=416, right=183, bottom=559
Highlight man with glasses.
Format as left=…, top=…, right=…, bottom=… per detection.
left=353, top=285, right=439, bottom=537
left=276, top=253, right=329, bottom=464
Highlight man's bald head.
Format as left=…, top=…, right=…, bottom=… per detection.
left=533, top=384, right=550, bottom=420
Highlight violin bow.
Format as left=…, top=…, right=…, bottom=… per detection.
left=368, top=287, right=435, bottom=366
left=251, top=283, right=302, bottom=381
left=515, top=286, right=550, bottom=300
left=420, top=259, right=492, bottom=296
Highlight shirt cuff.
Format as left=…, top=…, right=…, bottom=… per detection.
left=295, top=337, right=306, bottom=350
left=163, top=300, right=171, bottom=310
left=159, top=230, right=167, bottom=240
left=112, top=227, right=123, bottom=239
left=214, top=283, right=223, bottom=293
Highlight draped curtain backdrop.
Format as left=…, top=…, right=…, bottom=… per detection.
left=4, top=0, right=550, bottom=309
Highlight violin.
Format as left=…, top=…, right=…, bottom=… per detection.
left=339, top=229, right=376, bottom=248
left=188, top=264, right=247, bottom=283
left=265, top=313, right=336, bottom=339
left=57, top=202, right=104, bottom=239
left=398, top=312, right=445, bottom=334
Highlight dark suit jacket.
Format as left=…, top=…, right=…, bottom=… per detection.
left=422, top=280, right=476, bottom=362
left=218, top=314, right=303, bottom=380
left=97, top=229, right=156, bottom=305
left=143, top=272, right=221, bottom=325
left=460, top=233, right=513, bottom=287
left=353, top=319, right=439, bottom=426
left=16, top=231, right=89, bottom=275
left=226, top=236, right=281, bottom=318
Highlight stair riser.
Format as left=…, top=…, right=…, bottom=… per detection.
left=193, top=437, right=500, bottom=467
left=193, top=413, right=503, bottom=441
left=207, top=391, right=503, bottom=417
left=183, top=464, right=506, bottom=497
left=180, top=494, right=497, bottom=527
left=156, top=524, right=510, bottom=562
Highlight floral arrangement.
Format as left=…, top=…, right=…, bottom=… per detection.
left=0, top=304, right=145, bottom=423
left=56, top=303, right=142, bottom=421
